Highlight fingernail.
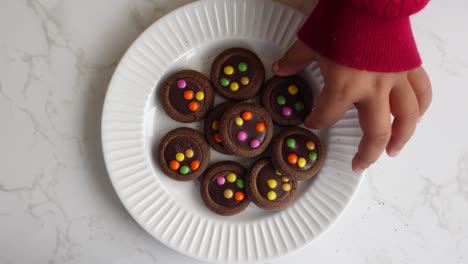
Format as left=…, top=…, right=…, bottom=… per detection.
left=389, top=150, right=400, bottom=157
left=272, top=62, right=279, bottom=73
left=353, top=167, right=364, bottom=174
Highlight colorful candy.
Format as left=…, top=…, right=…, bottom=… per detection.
left=230, top=82, right=239, bottom=92
left=224, top=66, right=234, bottom=75
left=237, top=131, right=248, bottom=141
left=169, top=160, right=179, bottom=171
left=220, top=78, right=229, bottom=87
left=282, top=106, right=292, bottom=117
left=267, top=179, right=277, bottom=188
left=287, top=153, right=298, bottom=164
left=288, top=84, right=298, bottom=95
left=179, top=165, right=190, bottom=175
left=306, top=141, right=315, bottom=150
left=286, top=138, right=296, bottom=148
left=175, top=152, right=185, bottom=162
left=282, top=183, right=292, bottom=192
left=224, top=189, right=234, bottom=199
left=281, top=176, right=289, bottom=182
left=195, top=91, right=205, bottom=101
left=226, top=173, right=237, bottom=183
left=236, top=179, right=244, bottom=188
left=183, top=90, right=194, bottom=100
left=267, top=191, right=277, bottom=201
left=241, top=76, right=249, bottom=85
left=190, top=160, right=200, bottom=171
left=212, top=120, right=219, bottom=130
left=276, top=96, right=286, bottom=105
left=256, top=122, right=265, bottom=132
left=309, top=151, right=318, bottom=161
left=217, top=176, right=226, bottom=185
left=177, top=79, right=186, bottom=89
left=214, top=133, right=222, bottom=143
left=188, top=101, right=199, bottom=112
left=242, top=111, right=253, bottom=120
left=295, top=102, right=304, bottom=111
left=238, top=62, right=248, bottom=72
left=250, top=139, right=261, bottom=149
left=275, top=170, right=282, bottom=176
left=185, top=148, right=194, bottom=158
left=234, top=191, right=245, bottom=201
left=235, top=117, right=244, bottom=126
left=297, top=157, right=307, bottom=168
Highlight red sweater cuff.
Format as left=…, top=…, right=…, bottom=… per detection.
left=298, top=0, right=422, bottom=72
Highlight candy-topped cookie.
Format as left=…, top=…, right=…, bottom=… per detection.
left=161, top=70, right=215, bottom=122
left=246, top=158, right=298, bottom=210
left=271, top=127, right=324, bottom=180
left=203, top=101, right=234, bottom=155
left=219, top=102, right=273, bottom=157
left=200, top=161, right=250, bottom=216
left=261, top=75, right=313, bottom=126
left=157, top=127, right=210, bottom=181
left=210, top=48, right=265, bottom=100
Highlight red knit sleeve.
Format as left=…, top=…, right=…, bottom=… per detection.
left=297, top=0, right=430, bottom=72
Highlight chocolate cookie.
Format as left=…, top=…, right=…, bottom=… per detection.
left=271, top=127, right=324, bottom=180
left=161, top=70, right=215, bottom=123
left=203, top=101, right=234, bottom=155
left=157, top=127, right=210, bottom=181
left=200, top=161, right=250, bottom=216
left=210, top=48, right=265, bottom=100
left=219, top=102, right=273, bottom=157
left=246, top=158, right=298, bottom=210
left=261, top=75, right=313, bottom=126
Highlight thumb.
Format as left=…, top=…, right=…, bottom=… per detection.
left=272, top=40, right=316, bottom=76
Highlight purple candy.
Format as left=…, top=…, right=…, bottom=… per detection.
left=237, top=131, right=248, bottom=141
left=250, top=139, right=261, bottom=149
left=282, top=106, right=292, bottom=117
left=216, top=176, right=226, bottom=185
left=177, top=79, right=186, bottom=89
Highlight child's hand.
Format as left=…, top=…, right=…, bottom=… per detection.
left=272, top=40, right=432, bottom=173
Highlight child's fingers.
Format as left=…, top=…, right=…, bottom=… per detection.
left=272, top=40, right=315, bottom=76
left=352, top=98, right=392, bottom=172
left=386, top=82, right=419, bottom=156
left=304, top=85, right=353, bottom=128
left=407, top=67, right=432, bottom=118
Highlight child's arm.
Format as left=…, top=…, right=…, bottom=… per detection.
left=273, top=0, right=432, bottom=172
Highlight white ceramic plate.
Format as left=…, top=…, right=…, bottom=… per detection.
left=101, top=0, right=364, bottom=262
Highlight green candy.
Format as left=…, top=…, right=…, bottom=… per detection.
left=309, top=151, right=318, bottom=161
left=276, top=96, right=286, bottom=105
left=179, top=165, right=190, bottom=175
left=220, top=78, right=229, bottom=87
left=286, top=138, right=296, bottom=148
left=295, top=101, right=304, bottom=111
left=238, top=62, right=248, bottom=72
left=236, top=179, right=244, bottom=189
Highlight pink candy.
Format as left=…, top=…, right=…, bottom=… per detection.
left=216, top=176, right=225, bottom=185
left=177, top=79, right=186, bottom=89
left=237, top=131, right=247, bottom=141
left=282, top=106, right=292, bottom=117
left=250, top=139, right=261, bottom=149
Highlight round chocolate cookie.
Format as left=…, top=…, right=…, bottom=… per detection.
left=203, top=101, right=234, bottom=155
left=219, top=102, right=273, bottom=157
left=261, top=75, right=313, bottom=126
left=161, top=70, right=215, bottom=123
left=210, top=48, right=265, bottom=100
left=271, top=127, right=324, bottom=180
left=157, top=127, right=210, bottom=181
left=200, top=161, right=250, bottom=216
left=246, top=158, right=298, bottom=210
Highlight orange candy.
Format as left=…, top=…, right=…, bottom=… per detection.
left=214, top=133, right=222, bottom=143
left=256, top=122, right=266, bottom=132
left=188, top=101, right=199, bottom=112
left=183, top=90, right=194, bottom=100
left=190, top=160, right=200, bottom=171
left=287, top=153, right=298, bottom=164
left=169, top=160, right=180, bottom=170
left=242, top=111, right=253, bottom=120
left=234, top=191, right=245, bottom=201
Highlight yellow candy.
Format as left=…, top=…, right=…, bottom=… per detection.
left=195, top=91, right=204, bottom=101
left=267, top=191, right=277, bottom=201
left=226, top=173, right=237, bottom=183
left=275, top=170, right=282, bottom=176
left=212, top=120, right=219, bottom=130
left=282, top=183, right=292, bottom=192
left=224, top=65, right=234, bottom=75
left=175, top=152, right=185, bottom=162
left=185, top=148, right=194, bottom=158
left=224, top=189, right=234, bottom=199
left=230, top=82, right=239, bottom=92
left=235, top=117, right=244, bottom=126
left=266, top=179, right=277, bottom=189
left=288, top=85, right=298, bottom=95
left=297, top=157, right=307, bottom=168
left=306, top=141, right=315, bottom=150
left=241, top=76, right=250, bottom=85
left=282, top=176, right=289, bottom=182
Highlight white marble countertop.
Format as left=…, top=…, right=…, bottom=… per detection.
left=1, top=0, right=468, bottom=263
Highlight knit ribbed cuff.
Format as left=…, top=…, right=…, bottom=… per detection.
left=298, top=0, right=422, bottom=72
